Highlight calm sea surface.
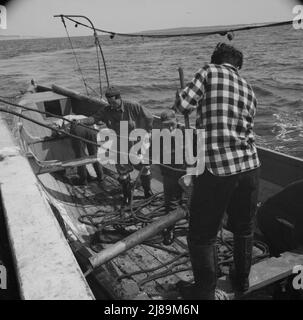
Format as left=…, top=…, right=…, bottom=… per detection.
left=1, top=24, right=303, bottom=157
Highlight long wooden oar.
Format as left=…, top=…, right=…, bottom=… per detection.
left=178, top=67, right=190, bottom=129
left=87, top=208, right=187, bottom=272
left=52, top=84, right=108, bottom=109
left=177, top=67, right=194, bottom=194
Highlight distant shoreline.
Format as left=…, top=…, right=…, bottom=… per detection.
left=0, top=35, right=38, bottom=41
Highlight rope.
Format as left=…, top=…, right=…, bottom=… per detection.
left=79, top=192, right=166, bottom=232
left=58, top=15, right=110, bottom=89
left=94, top=32, right=110, bottom=88
left=60, top=16, right=89, bottom=95
left=57, top=15, right=294, bottom=39
left=94, top=32, right=103, bottom=96
left=124, top=236, right=269, bottom=287
left=77, top=172, right=268, bottom=287
left=91, top=215, right=269, bottom=287
left=117, top=252, right=188, bottom=281
left=73, top=73, right=103, bottom=97
left=138, top=266, right=192, bottom=287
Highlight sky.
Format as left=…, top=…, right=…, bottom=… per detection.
left=0, top=0, right=301, bottom=38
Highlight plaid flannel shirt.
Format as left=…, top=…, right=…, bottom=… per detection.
left=176, top=63, right=260, bottom=176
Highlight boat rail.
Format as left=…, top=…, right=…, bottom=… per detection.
left=0, top=115, right=94, bottom=300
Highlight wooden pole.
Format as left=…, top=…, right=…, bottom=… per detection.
left=178, top=67, right=190, bottom=129
left=52, top=84, right=108, bottom=109
left=88, top=208, right=186, bottom=269
left=177, top=67, right=194, bottom=195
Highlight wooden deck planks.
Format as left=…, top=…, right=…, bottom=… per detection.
left=140, top=244, right=192, bottom=290
left=111, top=252, right=151, bottom=299
left=38, top=164, right=193, bottom=299
left=123, top=247, right=171, bottom=299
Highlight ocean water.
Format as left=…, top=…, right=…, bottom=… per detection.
left=1, top=24, right=303, bottom=157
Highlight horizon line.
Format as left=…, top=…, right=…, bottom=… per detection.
left=0, top=17, right=293, bottom=40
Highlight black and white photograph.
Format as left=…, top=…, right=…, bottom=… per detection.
left=0, top=0, right=303, bottom=305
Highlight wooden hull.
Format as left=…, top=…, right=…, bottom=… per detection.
left=14, top=84, right=303, bottom=300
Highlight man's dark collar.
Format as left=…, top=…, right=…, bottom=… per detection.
left=222, top=63, right=238, bottom=72
left=108, top=100, right=124, bottom=112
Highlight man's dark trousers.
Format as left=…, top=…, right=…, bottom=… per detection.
left=188, top=168, right=259, bottom=299
left=70, top=125, right=103, bottom=182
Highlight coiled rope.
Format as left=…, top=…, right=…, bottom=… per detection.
left=112, top=231, right=269, bottom=287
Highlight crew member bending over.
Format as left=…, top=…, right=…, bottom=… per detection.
left=79, top=86, right=154, bottom=204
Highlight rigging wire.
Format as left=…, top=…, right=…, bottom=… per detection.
left=56, top=15, right=110, bottom=91
left=55, top=15, right=295, bottom=40
left=94, top=32, right=103, bottom=96
left=73, top=73, right=102, bottom=97
left=94, top=31, right=110, bottom=88
left=60, top=16, right=90, bottom=96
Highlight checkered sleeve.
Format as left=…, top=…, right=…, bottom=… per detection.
left=175, top=66, right=208, bottom=114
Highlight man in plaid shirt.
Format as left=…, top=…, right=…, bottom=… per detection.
left=174, top=43, right=260, bottom=299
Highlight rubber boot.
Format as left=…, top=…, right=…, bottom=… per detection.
left=230, top=235, right=253, bottom=295
left=180, top=240, right=217, bottom=300
left=162, top=204, right=175, bottom=245
left=119, top=175, right=132, bottom=205
left=162, top=226, right=175, bottom=246
left=93, top=162, right=104, bottom=182
left=141, top=174, right=153, bottom=199
left=76, top=166, right=88, bottom=185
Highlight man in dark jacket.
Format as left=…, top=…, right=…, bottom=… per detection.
left=80, top=86, right=154, bottom=204
left=70, top=122, right=104, bottom=185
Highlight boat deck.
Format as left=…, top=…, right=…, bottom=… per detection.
left=35, top=160, right=280, bottom=300
left=36, top=163, right=192, bottom=299
left=12, top=85, right=303, bottom=300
